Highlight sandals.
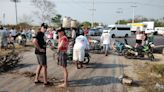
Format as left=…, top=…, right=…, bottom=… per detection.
left=34, top=80, right=43, bottom=84
left=44, top=82, right=51, bottom=86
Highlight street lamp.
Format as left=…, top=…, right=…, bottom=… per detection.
left=11, top=0, right=20, bottom=25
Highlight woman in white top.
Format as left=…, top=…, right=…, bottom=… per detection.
left=135, top=31, right=144, bottom=47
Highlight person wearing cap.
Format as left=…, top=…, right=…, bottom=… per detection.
left=100, top=30, right=111, bottom=56
left=56, top=28, right=69, bottom=87
left=32, top=23, right=50, bottom=86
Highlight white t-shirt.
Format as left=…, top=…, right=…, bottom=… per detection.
left=73, top=35, right=89, bottom=50
left=53, top=31, right=57, bottom=40
left=10, top=29, right=17, bottom=36
left=101, top=32, right=110, bottom=44
left=136, top=34, right=143, bottom=40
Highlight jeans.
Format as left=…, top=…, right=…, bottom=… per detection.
left=103, top=44, right=109, bottom=53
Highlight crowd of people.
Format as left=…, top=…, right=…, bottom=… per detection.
left=0, top=26, right=36, bottom=49
left=0, top=23, right=155, bottom=88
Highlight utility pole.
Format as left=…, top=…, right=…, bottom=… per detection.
left=89, top=0, right=96, bottom=28
left=11, top=0, right=20, bottom=25
left=131, top=3, right=137, bottom=23
left=3, top=12, right=5, bottom=26
left=116, top=8, right=123, bottom=25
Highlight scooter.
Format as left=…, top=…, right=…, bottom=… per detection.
left=113, top=40, right=125, bottom=55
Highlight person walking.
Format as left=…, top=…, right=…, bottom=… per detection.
left=56, top=28, right=69, bottom=87
left=32, top=23, right=50, bottom=86
left=101, top=30, right=111, bottom=56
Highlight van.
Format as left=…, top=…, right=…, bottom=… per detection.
left=104, top=25, right=131, bottom=38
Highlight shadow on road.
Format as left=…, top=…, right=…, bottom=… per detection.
left=86, top=63, right=128, bottom=69
left=69, top=76, right=120, bottom=87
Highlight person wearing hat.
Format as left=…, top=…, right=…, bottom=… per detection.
left=56, top=27, right=69, bottom=87
left=32, top=23, right=50, bottom=86
left=101, top=30, right=111, bottom=56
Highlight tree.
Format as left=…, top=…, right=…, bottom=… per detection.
left=19, top=14, right=34, bottom=25
left=31, top=0, right=56, bottom=24
left=81, top=21, right=92, bottom=29
left=51, top=14, right=62, bottom=28
left=93, top=22, right=99, bottom=28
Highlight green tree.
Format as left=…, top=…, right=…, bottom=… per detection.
left=81, top=21, right=91, bottom=29
left=51, top=14, right=62, bottom=28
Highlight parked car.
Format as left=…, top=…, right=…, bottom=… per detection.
left=103, top=25, right=131, bottom=38
left=88, top=29, right=95, bottom=36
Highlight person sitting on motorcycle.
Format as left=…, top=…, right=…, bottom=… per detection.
left=100, top=30, right=111, bottom=56
left=135, top=31, right=144, bottom=48
left=73, top=32, right=89, bottom=69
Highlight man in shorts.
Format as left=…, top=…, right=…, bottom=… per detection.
left=73, top=32, right=89, bottom=69
left=33, top=23, right=50, bottom=86
left=57, top=28, right=69, bottom=87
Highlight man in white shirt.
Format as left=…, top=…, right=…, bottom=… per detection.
left=101, top=30, right=111, bottom=56
left=73, top=33, right=89, bottom=69
left=10, top=27, right=17, bottom=41
left=0, top=26, right=8, bottom=49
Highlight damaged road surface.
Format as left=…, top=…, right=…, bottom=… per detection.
left=0, top=49, right=138, bottom=92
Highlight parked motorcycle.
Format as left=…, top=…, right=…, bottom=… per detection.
left=89, top=38, right=102, bottom=54
left=16, top=34, right=27, bottom=46
left=67, top=40, right=90, bottom=64
left=113, top=40, right=125, bottom=55
left=123, top=39, right=155, bottom=61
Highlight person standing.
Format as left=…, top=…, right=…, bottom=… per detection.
left=0, top=26, right=8, bottom=49
left=32, top=23, right=50, bottom=86
left=57, top=28, right=69, bottom=87
left=73, top=32, right=89, bottom=69
left=10, top=27, right=17, bottom=41
left=101, top=30, right=111, bottom=56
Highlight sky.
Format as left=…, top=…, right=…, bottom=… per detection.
left=0, top=0, right=164, bottom=25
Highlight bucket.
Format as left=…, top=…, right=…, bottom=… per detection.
left=62, top=17, right=71, bottom=28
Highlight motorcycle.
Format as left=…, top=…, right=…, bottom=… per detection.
left=67, top=40, right=90, bottom=64
left=113, top=40, right=125, bottom=55
left=123, top=39, right=155, bottom=61
left=89, top=38, right=102, bottom=54
left=16, top=34, right=27, bottom=46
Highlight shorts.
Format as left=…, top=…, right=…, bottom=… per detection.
left=73, top=49, right=85, bottom=62
left=36, top=54, right=47, bottom=66
left=57, top=52, right=67, bottom=67
left=136, top=40, right=142, bottom=44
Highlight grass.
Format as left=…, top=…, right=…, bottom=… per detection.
left=136, top=62, right=164, bottom=92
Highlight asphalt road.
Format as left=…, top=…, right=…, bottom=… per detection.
left=0, top=49, right=131, bottom=92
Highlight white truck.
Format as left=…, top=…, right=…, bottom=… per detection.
left=127, top=21, right=155, bottom=34
left=142, top=21, right=155, bottom=34
left=155, top=27, right=164, bottom=35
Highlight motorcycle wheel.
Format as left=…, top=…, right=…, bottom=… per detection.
left=147, top=53, right=155, bottom=61
left=83, top=56, right=90, bottom=64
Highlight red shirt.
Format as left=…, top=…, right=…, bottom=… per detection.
left=58, top=36, right=68, bottom=52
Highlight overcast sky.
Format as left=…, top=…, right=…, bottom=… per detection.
left=0, top=0, right=164, bottom=25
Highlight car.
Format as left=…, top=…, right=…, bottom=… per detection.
left=104, top=25, right=131, bottom=38
left=88, top=29, right=98, bottom=36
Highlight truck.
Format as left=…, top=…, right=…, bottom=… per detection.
left=127, top=21, right=155, bottom=34
left=155, top=27, right=164, bottom=35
